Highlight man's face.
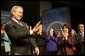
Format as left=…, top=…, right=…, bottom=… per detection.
left=12, top=8, right=23, bottom=21
left=78, top=24, right=84, bottom=32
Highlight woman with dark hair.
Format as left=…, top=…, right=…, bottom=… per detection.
left=33, top=24, right=47, bottom=55
left=58, top=24, right=74, bottom=55
left=46, top=27, right=58, bottom=55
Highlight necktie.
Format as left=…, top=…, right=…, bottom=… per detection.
left=18, top=21, right=23, bottom=26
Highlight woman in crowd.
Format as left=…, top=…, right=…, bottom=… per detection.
left=33, top=24, right=47, bottom=55
left=1, top=22, right=11, bottom=55
left=58, top=24, right=75, bottom=55
left=70, top=29, right=77, bottom=55
left=46, top=27, right=58, bottom=55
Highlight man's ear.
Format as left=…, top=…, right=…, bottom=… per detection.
left=12, top=12, right=14, bottom=16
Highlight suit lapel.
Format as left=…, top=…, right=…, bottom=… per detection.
left=11, top=20, right=24, bottom=27
left=77, top=32, right=82, bottom=41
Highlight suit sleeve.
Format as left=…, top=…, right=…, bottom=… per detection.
left=29, top=37, right=37, bottom=48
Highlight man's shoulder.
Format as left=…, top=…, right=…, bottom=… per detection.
left=6, top=20, right=12, bottom=24
left=6, top=20, right=15, bottom=27
left=75, top=32, right=81, bottom=38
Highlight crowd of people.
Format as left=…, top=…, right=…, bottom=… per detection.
left=1, top=5, right=84, bottom=55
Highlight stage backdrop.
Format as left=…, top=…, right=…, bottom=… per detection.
left=42, top=7, right=71, bottom=33
left=1, top=10, right=10, bottom=24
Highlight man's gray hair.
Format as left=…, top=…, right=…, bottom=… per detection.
left=11, top=5, right=23, bottom=13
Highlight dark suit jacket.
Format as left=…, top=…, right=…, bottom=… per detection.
left=73, top=32, right=84, bottom=55
left=5, top=19, right=37, bottom=55
left=74, top=32, right=83, bottom=45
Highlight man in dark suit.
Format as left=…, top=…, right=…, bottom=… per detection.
left=74, top=23, right=84, bottom=55
left=5, top=5, right=39, bottom=55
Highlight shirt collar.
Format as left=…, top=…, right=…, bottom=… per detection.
left=12, top=18, right=19, bottom=23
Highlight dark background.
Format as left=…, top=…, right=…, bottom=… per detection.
left=1, top=1, right=84, bottom=32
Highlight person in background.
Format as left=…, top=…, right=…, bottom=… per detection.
left=33, top=24, right=47, bottom=55
left=1, top=21, right=11, bottom=55
left=46, top=27, right=58, bottom=55
left=70, top=29, right=77, bottom=55
left=74, top=23, right=84, bottom=55
left=58, top=24, right=74, bottom=55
